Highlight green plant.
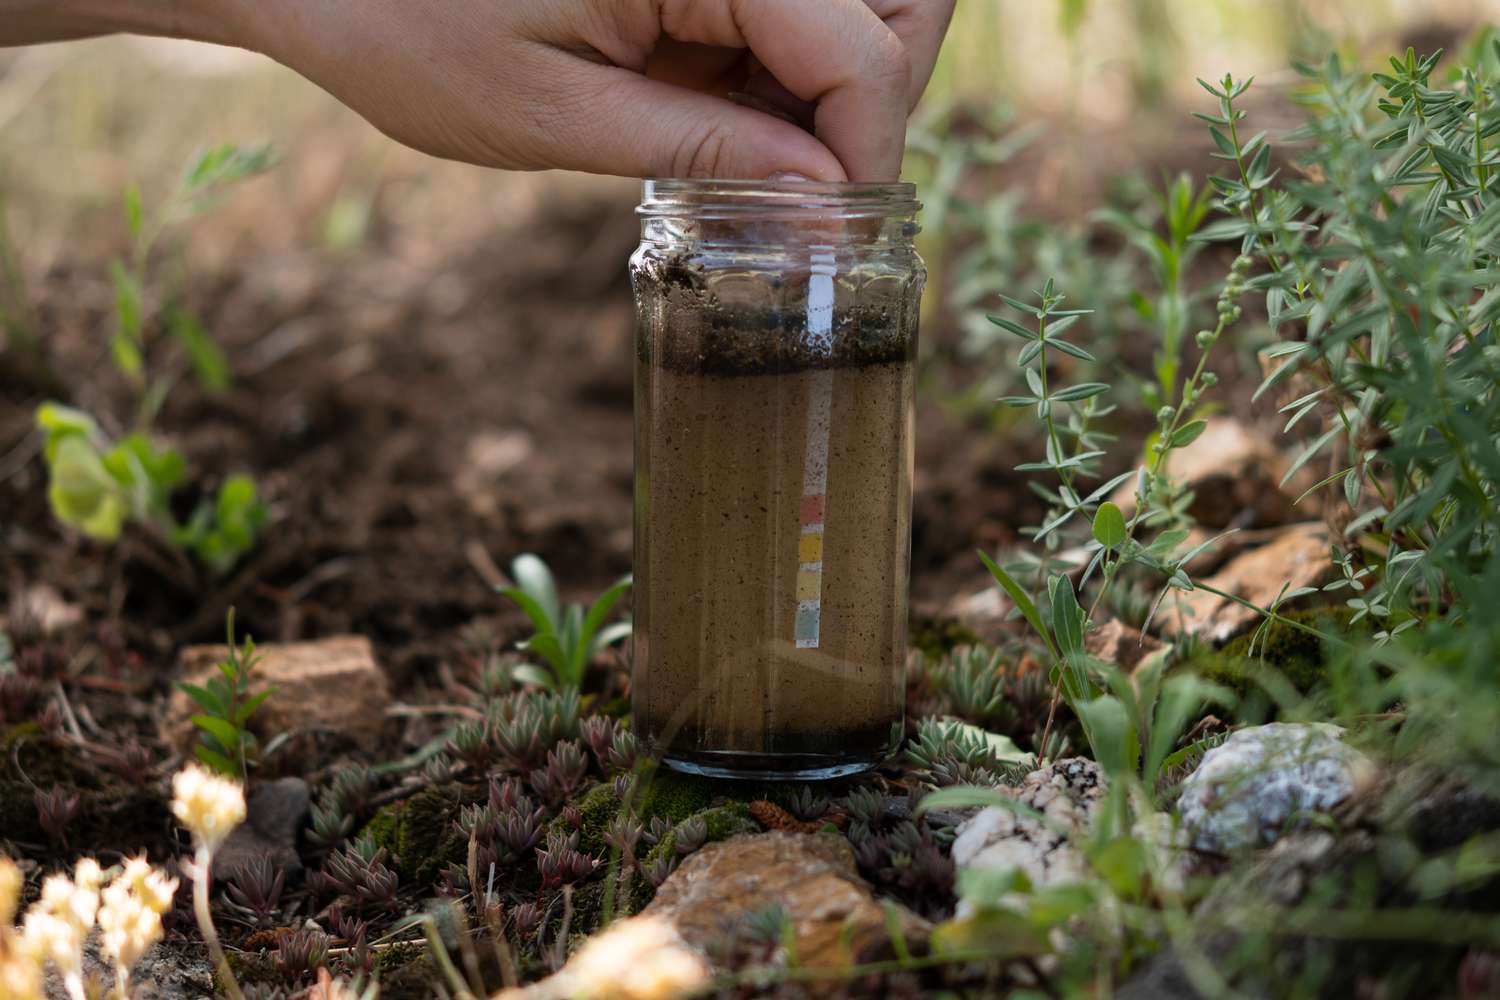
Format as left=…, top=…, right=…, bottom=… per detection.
left=110, top=142, right=274, bottom=421
left=498, top=554, right=631, bottom=692
left=177, top=610, right=275, bottom=780
left=35, top=403, right=265, bottom=572
left=32, top=143, right=273, bottom=574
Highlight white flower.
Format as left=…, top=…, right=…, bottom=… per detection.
left=0, top=856, right=20, bottom=925
left=171, top=765, right=246, bottom=852
left=97, top=864, right=171, bottom=976
left=20, top=910, right=84, bottom=975
left=71, top=859, right=102, bottom=894
left=0, top=947, right=44, bottom=1000
left=565, top=917, right=707, bottom=1000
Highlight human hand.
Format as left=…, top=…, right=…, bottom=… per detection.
left=243, top=0, right=955, bottom=181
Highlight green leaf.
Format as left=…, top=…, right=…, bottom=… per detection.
left=124, top=183, right=144, bottom=241
left=1092, top=502, right=1127, bottom=549
left=194, top=746, right=237, bottom=776
left=178, top=681, right=225, bottom=716
left=520, top=632, right=568, bottom=678
left=1169, top=420, right=1208, bottom=447
left=509, top=554, right=561, bottom=629
left=190, top=714, right=242, bottom=752
left=233, top=688, right=275, bottom=726
left=1047, top=339, right=1098, bottom=362
left=167, top=308, right=231, bottom=393
left=1052, top=382, right=1110, bottom=402
left=46, top=435, right=126, bottom=541
left=499, top=587, right=557, bottom=644
left=986, top=315, right=1037, bottom=340
left=108, top=260, right=143, bottom=341
left=1075, top=696, right=1138, bottom=779
left=1049, top=574, right=1085, bottom=658
left=977, top=551, right=1057, bottom=660
left=511, top=663, right=558, bottom=691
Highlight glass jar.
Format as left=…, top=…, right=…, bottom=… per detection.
left=629, top=179, right=925, bottom=780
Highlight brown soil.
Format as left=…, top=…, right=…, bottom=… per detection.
left=0, top=180, right=1039, bottom=687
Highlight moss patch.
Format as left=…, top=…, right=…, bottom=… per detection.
left=361, top=785, right=465, bottom=883
left=1177, top=605, right=1370, bottom=703
left=549, top=781, right=624, bottom=858
left=909, top=615, right=981, bottom=661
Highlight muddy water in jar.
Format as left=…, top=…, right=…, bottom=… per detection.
left=634, top=356, right=913, bottom=775
left=630, top=179, right=923, bottom=779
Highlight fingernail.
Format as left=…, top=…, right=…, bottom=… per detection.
left=766, top=171, right=813, bottom=184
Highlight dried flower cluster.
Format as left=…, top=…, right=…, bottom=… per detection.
left=553, top=916, right=707, bottom=1000
left=172, top=763, right=247, bottom=852
left=1, top=854, right=177, bottom=1000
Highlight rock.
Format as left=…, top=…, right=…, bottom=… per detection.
left=951, top=758, right=1106, bottom=907
left=1177, top=723, right=1377, bottom=855
left=46, top=938, right=213, bottom=1000
left=455, top=429, right=533, bottom=516
left=1158, top=522, right=1336, bottom=642
left=495, top=915, right=708, bottom=1000
left=1110, top=418, right=1313, bottom=529
left=643, top=831, right=929, bottom=970
left=211, top=777, right=310, bottom=880
left=1085, top=619, right=1166, bottom=672
left=941, top=585, right=1012, bottom=645
left=2, top=583, right=83, bottom=636
left=163, top=636, right=390, bottom=760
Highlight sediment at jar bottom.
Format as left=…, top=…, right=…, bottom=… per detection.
left=633, top=357, right=913, bottom=766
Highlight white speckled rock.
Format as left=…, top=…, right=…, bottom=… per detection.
left=1177, top=722, right=1377, bottom=854
left=951, top=758, right=1105, bottom=911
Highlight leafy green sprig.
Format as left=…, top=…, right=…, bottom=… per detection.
left=499, top=554, right=631, bottom=692
left=178, top=609, right=276, bottom=780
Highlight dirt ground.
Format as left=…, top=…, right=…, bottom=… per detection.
left=0, top=151, right=1055, bottom=685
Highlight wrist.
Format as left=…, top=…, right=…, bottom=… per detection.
left=22, top=0, right=261, bottom=48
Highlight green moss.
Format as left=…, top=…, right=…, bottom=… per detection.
left=634, top=768, right=721, bottom=823
left=639, top=803, right=757, bottom=890
left=631, top=767, right=801, bottom=824
left=909, top=615, right=981, bottom=661
left=1178, top=605, right=1368, bottom=701
left=360, top=786, right=464, bottom=883
left=373, top=941, right=443, bottom=999
left=549, top=781, right=624, bottom=857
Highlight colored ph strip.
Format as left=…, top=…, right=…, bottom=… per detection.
left=796, top=251, right=837, bottom=649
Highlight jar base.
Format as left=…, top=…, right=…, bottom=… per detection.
left=661, top=749, right=887, bottom=781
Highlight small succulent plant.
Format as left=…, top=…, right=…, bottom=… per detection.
left=673, top=816, right=708, bottom=856
left=34, top=786, right=80, bottom=846
left=529, top=740, right=589, bottom=806
left=929, top=645, right=1018, bottom=730
left=318, top=840, right=400, bottom=913
left=605, top=727, right=640, bottom=775
left=275, top=927, right=331, bottom=982
left=223, top=856, right=286, bottom=925
left=604, top=812, right=644, bottom=863
left=308, top=766, right=375, bottom=850
left=580, top=715, right=618, bottom=769
left=644, top=852, right=678, bottom=888
left=494, top=689, right=581, bottom=774
left=905, top=718, right=1028, bottom=789
left=785, top=785, right=831, bottom=823
left=536, top=829, right=598, bottom=887
left=642, top=815, right=674, bottom=847
left=448, top=720, right=494, bottom=772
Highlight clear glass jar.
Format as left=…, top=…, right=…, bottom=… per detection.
left=629, top=179, right=925, bottom=780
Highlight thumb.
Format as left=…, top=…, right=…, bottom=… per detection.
left=541, top=65, right=848, bottom=181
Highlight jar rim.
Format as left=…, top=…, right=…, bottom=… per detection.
left=639, top=178, right=919, bottom=219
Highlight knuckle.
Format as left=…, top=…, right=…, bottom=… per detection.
left=673, top=121, right=731, bottom=178
left=869, top=29, right=912, bottom=92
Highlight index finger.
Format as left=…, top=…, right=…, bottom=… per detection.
left=865, top=0, right=957, bottom=109
left=654, top=0, right=911, bottom=182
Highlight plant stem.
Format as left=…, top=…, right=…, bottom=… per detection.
left=192, top=848, right=245, bottom=1000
